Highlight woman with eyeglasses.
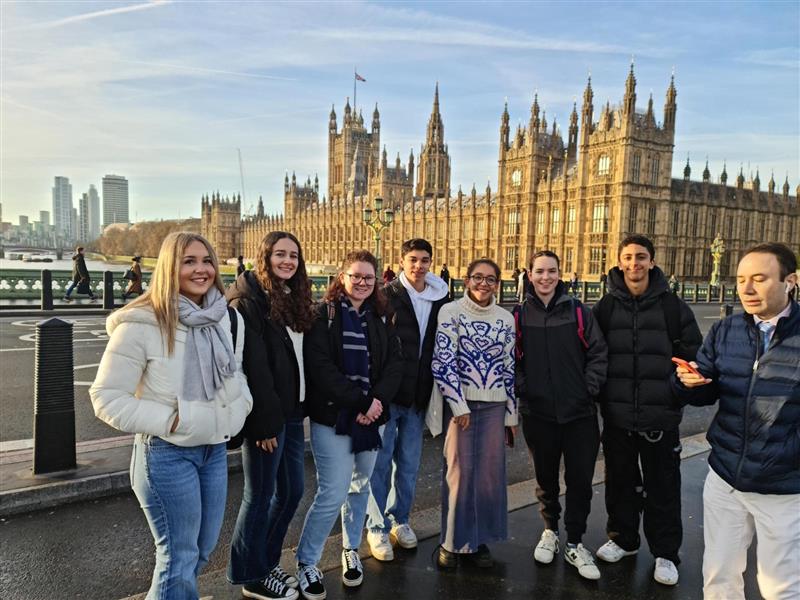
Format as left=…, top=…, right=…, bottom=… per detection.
left=294, top=250, right=403, bottom=600
left=429, top=258, right=517, bottom=570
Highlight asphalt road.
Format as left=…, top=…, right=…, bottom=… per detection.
left=0, top=303, right=737, bottom=444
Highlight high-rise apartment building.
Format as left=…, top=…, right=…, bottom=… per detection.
left=87, top=184, right=101, bottom=239
left=79, top=193, right=90, bottom=242
left=102, top=175, right=129, bottom=226
left=52, top=176, right=73, bottom=240
left=39, top=211, right=50, bottom=226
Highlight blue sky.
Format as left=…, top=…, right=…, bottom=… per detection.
left=2, top=0, right=798, bottom=223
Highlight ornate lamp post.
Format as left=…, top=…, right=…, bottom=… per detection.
left=362, top=196, right=394, bottom=272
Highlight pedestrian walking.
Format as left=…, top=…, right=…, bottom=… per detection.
left=89, top=232, right=252, bottom=599
left=366, top=239, right=449, bottom=562
left=429, top=258, right=517, bottom=570
left=515, top=250, right=608, bottom=580
left=226, top=232, right=316, bottom=600
left=237, top=255, right=247, bottom=277
left=63, top=246, right=97, bottom=302
left=439, top=263, right=450, bottom=285
left=295, top=250, right=403, bottom=600
left=517, top=268, right=528, bottom=302
left=591, top=234, right=702, bottom=586
left=673, top=242, right=800, bottom=600
left=121, top=256, right=143, bottom=301
left=668, top=274, right=680, bottom=294
left=568, top=272, right=579, bottom=297
left=382, top=265, right=396, bottom=285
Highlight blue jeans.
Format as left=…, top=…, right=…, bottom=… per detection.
left=228, top=416, right=306, bottom=584
left=64, top=279, right=95, bottom=298
left=296, top=422, right=381, bottom=566
left=130, top=434, right=228, bottom=600
left=367, top=404, right=425, bottom=532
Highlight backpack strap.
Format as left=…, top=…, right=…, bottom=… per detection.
left=572, top=297, right=590, bottom=350
left=227, top=306, right=238, bottom=349
left=512, top=303, right=524, bottom=361
left=660, top=292, right=683, bottom=358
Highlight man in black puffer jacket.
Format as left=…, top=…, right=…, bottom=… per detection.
left=591, top=235, right=702, bottom=586
left=673, top=243, right=799, bottom=600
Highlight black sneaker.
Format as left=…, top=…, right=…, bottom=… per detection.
left=341, top=549, right=363, bottom=587
left=437, top=545, right=457, bottom=570
left=297, top=564, right=326, bottom=600
left=242, top=576, right=299, bottom=600
left=466, top=544, right=493, bottom=568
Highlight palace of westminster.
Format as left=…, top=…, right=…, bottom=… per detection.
left=201, top=66, right=799, bottom=281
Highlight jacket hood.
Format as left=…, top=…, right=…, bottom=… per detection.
left=399, top=271, right=449, bottom=301
left=226, top=270, right=262, bottom=303
left=607, top=265, right=669, bottom=301
left=106, top=305, right=158, bottom=335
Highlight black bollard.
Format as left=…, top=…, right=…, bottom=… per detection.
left=720, top=304, right=733, bottom=319
left=103, top=271, right=114, bottom=310
left=41, top=269, right=54, bottom=311
left=33, top=318, right=76, bottom=474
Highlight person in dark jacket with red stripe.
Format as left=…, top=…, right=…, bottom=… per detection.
left=673, top=243, right=799, bottom=600
left=591, top=235, right=702, bottom=587
left=516, top=250, right=607, bottom=580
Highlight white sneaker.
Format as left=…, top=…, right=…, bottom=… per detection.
left=533, top=529, right=559, bottom=564
left=341, top=549, right=364, bottom=588
left=564, top=543, right=601, bottom=580
left=390, top=523, right=418, bottom=549
left=596, top=540, right=638, bottom=563
left=367, top=531, right=394, bottom=561
left=654, top=557, right=679, bottom=586
left=296, top=564, right=326, bottom=600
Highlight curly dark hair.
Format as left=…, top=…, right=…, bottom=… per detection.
left=323, top=249, right=390, bottom=317
left=254, top=231, right=316, bottom=333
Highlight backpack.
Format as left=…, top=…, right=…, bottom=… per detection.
left=593, top=291, right=685, bottom=359
left=225, top=305, right=242, bottom=450
left=513, top=297, right=589, bottom=362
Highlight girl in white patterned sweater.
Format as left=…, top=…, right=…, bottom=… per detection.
left=429, top=258, right=517, bottom=569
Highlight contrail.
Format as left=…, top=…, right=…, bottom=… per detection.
left=7, top=0, right=170, bottom=32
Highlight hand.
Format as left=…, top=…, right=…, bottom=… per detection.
left=256, top=437, right=279, bottom=452
left=365, top=398, right=383, bottom=422
left=170, top=415, right=180, bottom=433
left=356, top=413, right=371, bottom=426
left=676, top=362, right=712, bottom=388
left=453, top=414, right=470, bottom=431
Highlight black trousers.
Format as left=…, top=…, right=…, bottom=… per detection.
left=602, top=425, right=682, bottom=564
left=521, top=415, right=600, bottom=543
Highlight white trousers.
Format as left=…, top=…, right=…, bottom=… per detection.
left=703, top=466, right=800, bottom=600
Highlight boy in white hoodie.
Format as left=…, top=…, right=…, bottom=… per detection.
left=366, top=239, right=450, bottom=560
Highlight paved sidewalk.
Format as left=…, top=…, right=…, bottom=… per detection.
left=123, top=435, right=762, bottom=600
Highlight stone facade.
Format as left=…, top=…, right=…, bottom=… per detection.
left=201, top=67, right=799, bottom=281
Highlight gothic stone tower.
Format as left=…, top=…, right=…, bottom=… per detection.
left=328, top=99, right=380, bottom=203
left=200, top=192, right=241, bottom=261
left=416, top=83, right=451, bottom=199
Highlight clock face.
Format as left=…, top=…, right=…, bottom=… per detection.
left=512, top=169, right=522, bottom=188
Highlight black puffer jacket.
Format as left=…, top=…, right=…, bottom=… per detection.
left=673, top=302, right=800, bottom=494
left=516, top=282, right=608, bottom=423
left=226, top=271, right=301, bottom=440
left=384, top=279, right=450, bottom=411
left=592, top=266, right=702, bottom=431
left=304, top=300, right=403, bottom=428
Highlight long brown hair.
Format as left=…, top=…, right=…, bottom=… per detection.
left=323, top=249, right=390, bottom=317
left=253, top=231, right=315, bottom=332
left=123, top=232, right=225, bottom=354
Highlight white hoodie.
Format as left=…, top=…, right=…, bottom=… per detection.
left=89, top=306, right=252, bottom=447
left=399, top=271, right=450, bottom=356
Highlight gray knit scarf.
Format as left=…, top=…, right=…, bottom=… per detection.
left=178, top=286, right=236, bottom=403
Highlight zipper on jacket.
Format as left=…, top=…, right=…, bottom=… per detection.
left=632, top=300, right=639, bottom=429
left=733, top=330, right=760, bottom=487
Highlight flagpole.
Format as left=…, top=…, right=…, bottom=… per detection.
left=353, top=66, right=357, bottom=113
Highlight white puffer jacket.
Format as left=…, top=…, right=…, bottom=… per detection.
left=90, top=305, right=253, bottom=447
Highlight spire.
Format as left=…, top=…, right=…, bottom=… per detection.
left=583, top=75, right=593, bottom=105
left=624, top=60, right=636, bottom=116
left=433, top=81, right=440, bottom=114
left=372, top=102, right=380, bottom=132
left=344, top=96, right=351, bottom=114
left=664, top=72, right=677, bottom=132
left=570, top=102, right=578, bottom=126
left=768, top=170, right=776, bottom=194
left=721, top=161, right=728, bottom=185
left=737, top=164, right=745, bottom=187
left=703, top=158, right=710, bottom=182
left=783, top=174, right=790, bottom=196
left=684, top=155, right=691, bottom=180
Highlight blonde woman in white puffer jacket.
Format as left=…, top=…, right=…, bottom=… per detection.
left=90, top=232, right=252, bottom=600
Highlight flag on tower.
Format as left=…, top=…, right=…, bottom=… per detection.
left=355, top=72, right=366, bottom=82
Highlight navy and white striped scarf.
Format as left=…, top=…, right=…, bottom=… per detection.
left=335, top=297, right=382, bottom=453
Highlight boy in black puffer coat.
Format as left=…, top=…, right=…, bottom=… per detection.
left=591, top=235, right=701, bottom=587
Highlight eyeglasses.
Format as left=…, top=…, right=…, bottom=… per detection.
left=468, top=274, right=498, bottom=286
left=345, top=273, right=376, bottom=285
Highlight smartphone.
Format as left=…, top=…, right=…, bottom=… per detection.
left=671, top=357, right=704, bottom=378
